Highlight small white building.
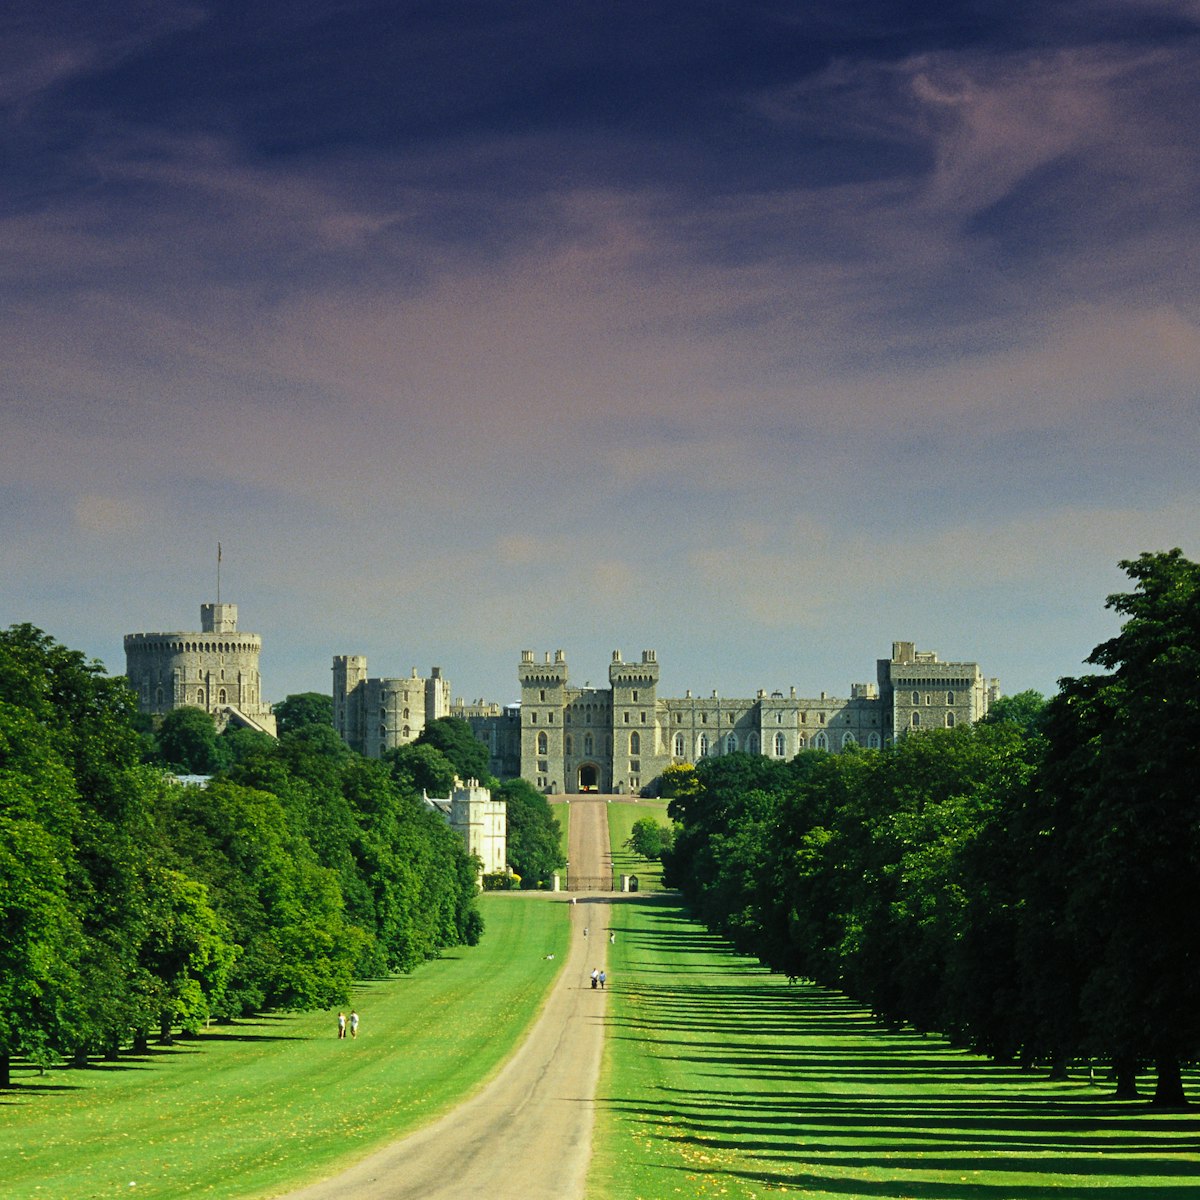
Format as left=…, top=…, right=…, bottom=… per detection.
left=425, top=779, right=506, bottom=879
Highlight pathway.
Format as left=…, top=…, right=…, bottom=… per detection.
left=281, top=795, right=616, bottom=1200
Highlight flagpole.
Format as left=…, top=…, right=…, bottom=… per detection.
left=217, top=542, right=222, bottom=605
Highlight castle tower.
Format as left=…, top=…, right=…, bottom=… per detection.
left=124, top=602, right=275, bottom=735
left=609, top=650, right=659, bottom=794
left=518, top=650, right=568, bottom=793
left=333, top=655, right=369, bottom=752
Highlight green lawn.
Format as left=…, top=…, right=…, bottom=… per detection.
left=0, top=894, right=569, bottom=1200
left=591, top=895, right=1200, bottom=1200
left=551, top=795, right=570, bottom=866
left=607, top=799, right=671, bottom=892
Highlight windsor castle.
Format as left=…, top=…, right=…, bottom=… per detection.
left=123, top=599, right=999, bottom=795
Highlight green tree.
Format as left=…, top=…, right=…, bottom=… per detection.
left=156, top=706, right=228, bottom=774
left=624, top=816, right=674, bottom=860
left=273, top=692, right=334, bottom=736
left=983, top=689, right=1048, bottom=736
left=416, top=717, right=495, bottom=787
left=385, top=742, right=457, bottom=798
left=495, top=778, right=565, bottom=888
left=1042, top=550, right=1200, bottom=1105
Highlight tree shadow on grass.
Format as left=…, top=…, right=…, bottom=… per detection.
left=603, top=900, right=1200, bottom=1197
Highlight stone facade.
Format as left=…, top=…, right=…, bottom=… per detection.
left=424, top=780, right=507, bottom=879
left=462, top=643, right=998, bottom=795
left=124, top=602, right=277, bottom=735
left=332, top=656, right=451, bottom=757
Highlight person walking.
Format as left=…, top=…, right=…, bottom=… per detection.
left=337, top=1012, right=347, bottom=1039
left=608, top=931, right=615, bottom=944
left=349, top=1010, right=359, bottom=1039
left=599, top=970, right=606, bottom=989
left=590, top=968, right=599, bottom=990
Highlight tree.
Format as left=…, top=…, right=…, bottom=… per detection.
left=625, top=816, right=674, bottom=860
left=1041, top=550, right=1200, bottom=1105
left=156, top=706, right=228, bottom=774
left=983, top=689, right=1048, bottom=736
left=385, top=742, right=457, bottom=798
left=495, top=778, right=565, bottom=888
left=416, top=717, right=495, bottom=787
left=273, top=692, right=334, bottom=737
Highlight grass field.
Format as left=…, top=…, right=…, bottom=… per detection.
left=591, top=894, right=1200, bottom=1200
left=550, top=795, right=570, bottom=866
left=607, top=799, right=671, bottom=892
left=0, top=894, right=569, bottom=1200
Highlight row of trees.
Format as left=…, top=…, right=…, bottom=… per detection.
left=146, top=695, right=566, bottom=891
left=664, top=551, right=1200, bottom=1105
left=0, top=628, right=486, bottom=1087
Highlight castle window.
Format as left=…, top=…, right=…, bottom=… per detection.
left=218, top=689, right=227, bottom=704
left=701, top=713, right=707, bottom=724
left=946, top=691, right=955, bottom=705
left=774, top=732, right=785, bottom=756
left=530, top=711, right=537, bottom=723
left=819, top=712, right=826, bottom=725
left=728, top=712, right=734, bottom=725
left=926, top=693, right=932, bottom=705
left=675, top=713, right=682, bottom=723
left=630, top=732, right=640, bottom=755
left=776, top=713, right=783, bottom=724
left=538, top=760, right=548, bottom=773
left=911, top=711, right=921, bottom=728
left=725, top=733, right=737, bottom=754
left=632, top=690, right=639, bottom=702
left=674, top=733, right=685, bottom=757
left=403, top=725, right=411, bottom=738
left=800, top=712, right=807, bottom=724
left=630, top=759, right=640, bottom=773
left=868, top=732, right=881, bottom=749
left=537, top=732, right=548, bottom=755
left=748, top=733, right=759, bottom=754
left=945, top=712, right=956, bottom=728
left=404, top=707, right=410, bottom=719
left=566, top=734, right=573, bottom=754
left=540, top=690, right=546, bottom=701
left=640, top=711, right=646, bottom=723
left=584, top=733, right=593, bottom=756
left=814, top=732, right=828, bottom=750
left=548, top=712, right=554, bottom=723
left=912, top=691, right=920, bottom=706
left=842, top=732, right=856, bottom=749
left=624, top=712, right=630, bottom=723
left=196, top=690, right=205, bottom=705
left=698, top=733, right=709, bottom=757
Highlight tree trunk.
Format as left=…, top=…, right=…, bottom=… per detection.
left=132, top=1029, right=149, bottom=1054
left=0, top=1051, right=10, bottom=1089
left=1113, top=1055, right=1138, bottom=1099
left=1152, top=1055, right=1187, bottom=1108
left=158, top=1014, right=173, bottom=1045
left=1047, top=1051, right=1069, bottom=1081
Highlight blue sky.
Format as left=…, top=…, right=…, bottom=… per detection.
left=2, top=1, right=1198, bottom=706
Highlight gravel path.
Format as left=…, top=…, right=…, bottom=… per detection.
left=280, top=795, right=616, bottom=1200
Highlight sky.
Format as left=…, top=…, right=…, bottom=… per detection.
left=3, top=0, right=1198, bottom=708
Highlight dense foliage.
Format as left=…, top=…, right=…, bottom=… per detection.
left=0, top=631, right=482, bottom=1086
left=494, top=778, right=566, bottom=887
left=664, top=551, right=1200, bottom=1105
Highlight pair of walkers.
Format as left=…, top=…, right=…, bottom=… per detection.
left=337, top=1010, right=359, bottom=1039
left=589, top=968, right=606, bottom=990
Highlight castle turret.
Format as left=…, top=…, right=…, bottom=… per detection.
left=609, top=650, right=659, bottom=794
left=519, top=650, right=568, bottom=793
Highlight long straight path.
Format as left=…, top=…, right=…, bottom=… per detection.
left=281, top=795, right=616, bottom=1200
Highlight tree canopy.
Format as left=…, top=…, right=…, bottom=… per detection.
left=661, top=551, right=1200, bottom=1105
left=0, top=625, right=483, bottom=1085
